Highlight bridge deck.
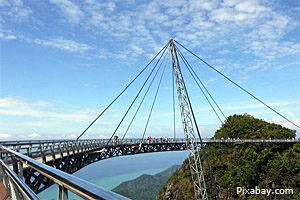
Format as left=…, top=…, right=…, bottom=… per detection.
left=0, top=138, right=298, bottom=199
left=2, top=138, right=298, bottom=168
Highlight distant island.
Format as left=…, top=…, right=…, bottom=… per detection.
left=112, top=165, right=181, bottom=200
left=157, top=114, right=300, bottom=199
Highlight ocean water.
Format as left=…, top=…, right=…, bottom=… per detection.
left=38, top=151, right=188, bottom=199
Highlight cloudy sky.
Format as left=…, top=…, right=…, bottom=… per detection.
left=0, top=0, right=299, bottom=140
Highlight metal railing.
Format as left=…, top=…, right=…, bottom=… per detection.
left=0, top=137, right=297, bottom=199
left=0, top=138, right=298, bottom=161
left=0, top=145, right=128, bottom=200
left=0, top=159, right=39, bottom=200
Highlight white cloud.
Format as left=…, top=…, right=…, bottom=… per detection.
left=78, top=0, right=299, bottom=64
left=235, top=0, right=269, bottom=13
left=0, top=133, right=12, bottom=139
left=104, top=2, right=116, bottom=12
left=270, top=113, right=300, bottom=131
left=153, top=111, right=180, bottom=119
left=222, top=101, right=299, bottom=111
left=0, top=97, right=129, bottom=139
left=0, top=97, right=95, bottom=122
left=49, top=0, right=83, bottom=24
left=97, top=48, right=127, bottom=59
left=0, top=0, right=299, bottom=86
left=1, top=0, right=296, bottom=70
left=1, top=0, right=299, bottom=63
left=70, top=134, right=77, bottom=138
left=286, top=111, right=295, bottom=118
left=0, top=29, right=17, bottom=40
left=0, top=0, right=32, bottom=22
left=98, top=134, right=108, bottom=139
left=30, top=37, right=92, bottom=53
left=28, top=132, right=40, bottom=138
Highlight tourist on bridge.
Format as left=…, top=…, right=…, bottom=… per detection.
left=147, top=136, right=152, bottom=144
left=113, top=135, right=119, bottom=144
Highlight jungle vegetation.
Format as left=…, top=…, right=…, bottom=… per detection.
left=157, top=114, right=300, bottom=200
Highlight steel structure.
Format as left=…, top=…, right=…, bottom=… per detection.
left=169, top=39, right=208, bottom=199
left=1, top=39, right=298, bottom=199
left=0, top=138, right=296, bottom=199
left=0, top=144, right=128, bottom=200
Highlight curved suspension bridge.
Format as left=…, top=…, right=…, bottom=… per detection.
left=1, top=39, right=299, bottom=200
left=0, top=138, right=298, bottom=199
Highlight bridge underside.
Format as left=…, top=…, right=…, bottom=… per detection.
left=21, top=141, right=294, bottom=194
left=23, top=142, right=187, bottom=194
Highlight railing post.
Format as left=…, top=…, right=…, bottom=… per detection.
left=72, top=143, right=75, bottom=155
left=58, top=185, right=68, bottom=200
left=18, top=161, right=23, bottom=180
left=87, top=141, right=91, bottom=151
left=76, top=142, right=80, bottom=153
left=12, top=157, right=18, bottom=175
left=65, top=143, right=70, bottom=157
left=85, top=141, right=89, bottom=151
left=9, top=176, right=23, bottom=200
left=59, top=143, right=63, bottom=160
left=79, top=141, right=83, bottom=153
left=40, top=143, right=46, bottom=163
left=76, top=142, right=79, bottom=153
left=28, top=144, right=32, bottom=157
left=79, top=141, right=82, bottom=153
left=4, top=153, right=8, bottom=164
left=50, top=143, right=55, bottom=161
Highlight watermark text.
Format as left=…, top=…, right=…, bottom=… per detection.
left=237, top=186, right=293, bottom=196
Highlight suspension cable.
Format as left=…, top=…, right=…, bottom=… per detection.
left=177, top=47, right=224, bottom=125
left=121, top=49, right=168, bottom=141
left=175, top=40, right=300, bottom=129
left=141, top=51, right=170, bottom=143
left=176, top=48, right=227, bottom=124
left=76, top=43, right=169, bottom=140
left=105, top=45, right=169, bottom=147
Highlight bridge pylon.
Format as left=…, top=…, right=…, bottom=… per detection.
left=169, top=39, right=208, bottom=199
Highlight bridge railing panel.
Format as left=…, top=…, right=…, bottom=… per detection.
left=0, top=145, right=128, bottom=200
left=0, top=158, right=39, bottom=200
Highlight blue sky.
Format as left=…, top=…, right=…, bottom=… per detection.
left=0, top=0, right=299, bottom=140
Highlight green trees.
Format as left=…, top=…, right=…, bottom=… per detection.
left=214, top=114, right=296, bottom=139
left=157, top=114, right=299, bottom=200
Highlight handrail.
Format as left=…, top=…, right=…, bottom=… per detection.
left=0, top=159, right=39, bottom=200
left=0, top=138, right=296, bottom=199
left=0, top=139, right=107, bottom=146
left=0, top=138, right=298, bottom=146
left=0, top=145, right=128, bottom=200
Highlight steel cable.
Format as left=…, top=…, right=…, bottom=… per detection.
left=177, top=47, right=225, bottom=125
left=77, top=43, right=169, bottom=140
left=105, top=45, right=169, bottom=147
left=175, top=40, right=300, bottom=129
left=141, top=51, right=170, bottom=143
left=121, top=48, right=169, bottom=141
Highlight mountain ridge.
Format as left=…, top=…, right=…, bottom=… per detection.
left=157, top=114, right=300, bottom=199
left=112, top=164, right=181, bottom=200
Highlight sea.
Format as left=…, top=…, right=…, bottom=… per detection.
left=38, top=151, right=188, bottom=199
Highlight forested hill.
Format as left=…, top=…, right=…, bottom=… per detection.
left=112, top=165, right=180, bottom=200
left=157, top=114, right=300, bottom=200
left=213, top=114, right=296, bottom=139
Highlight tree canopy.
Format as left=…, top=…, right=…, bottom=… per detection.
left=157, top=114, right=299, bottom=200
